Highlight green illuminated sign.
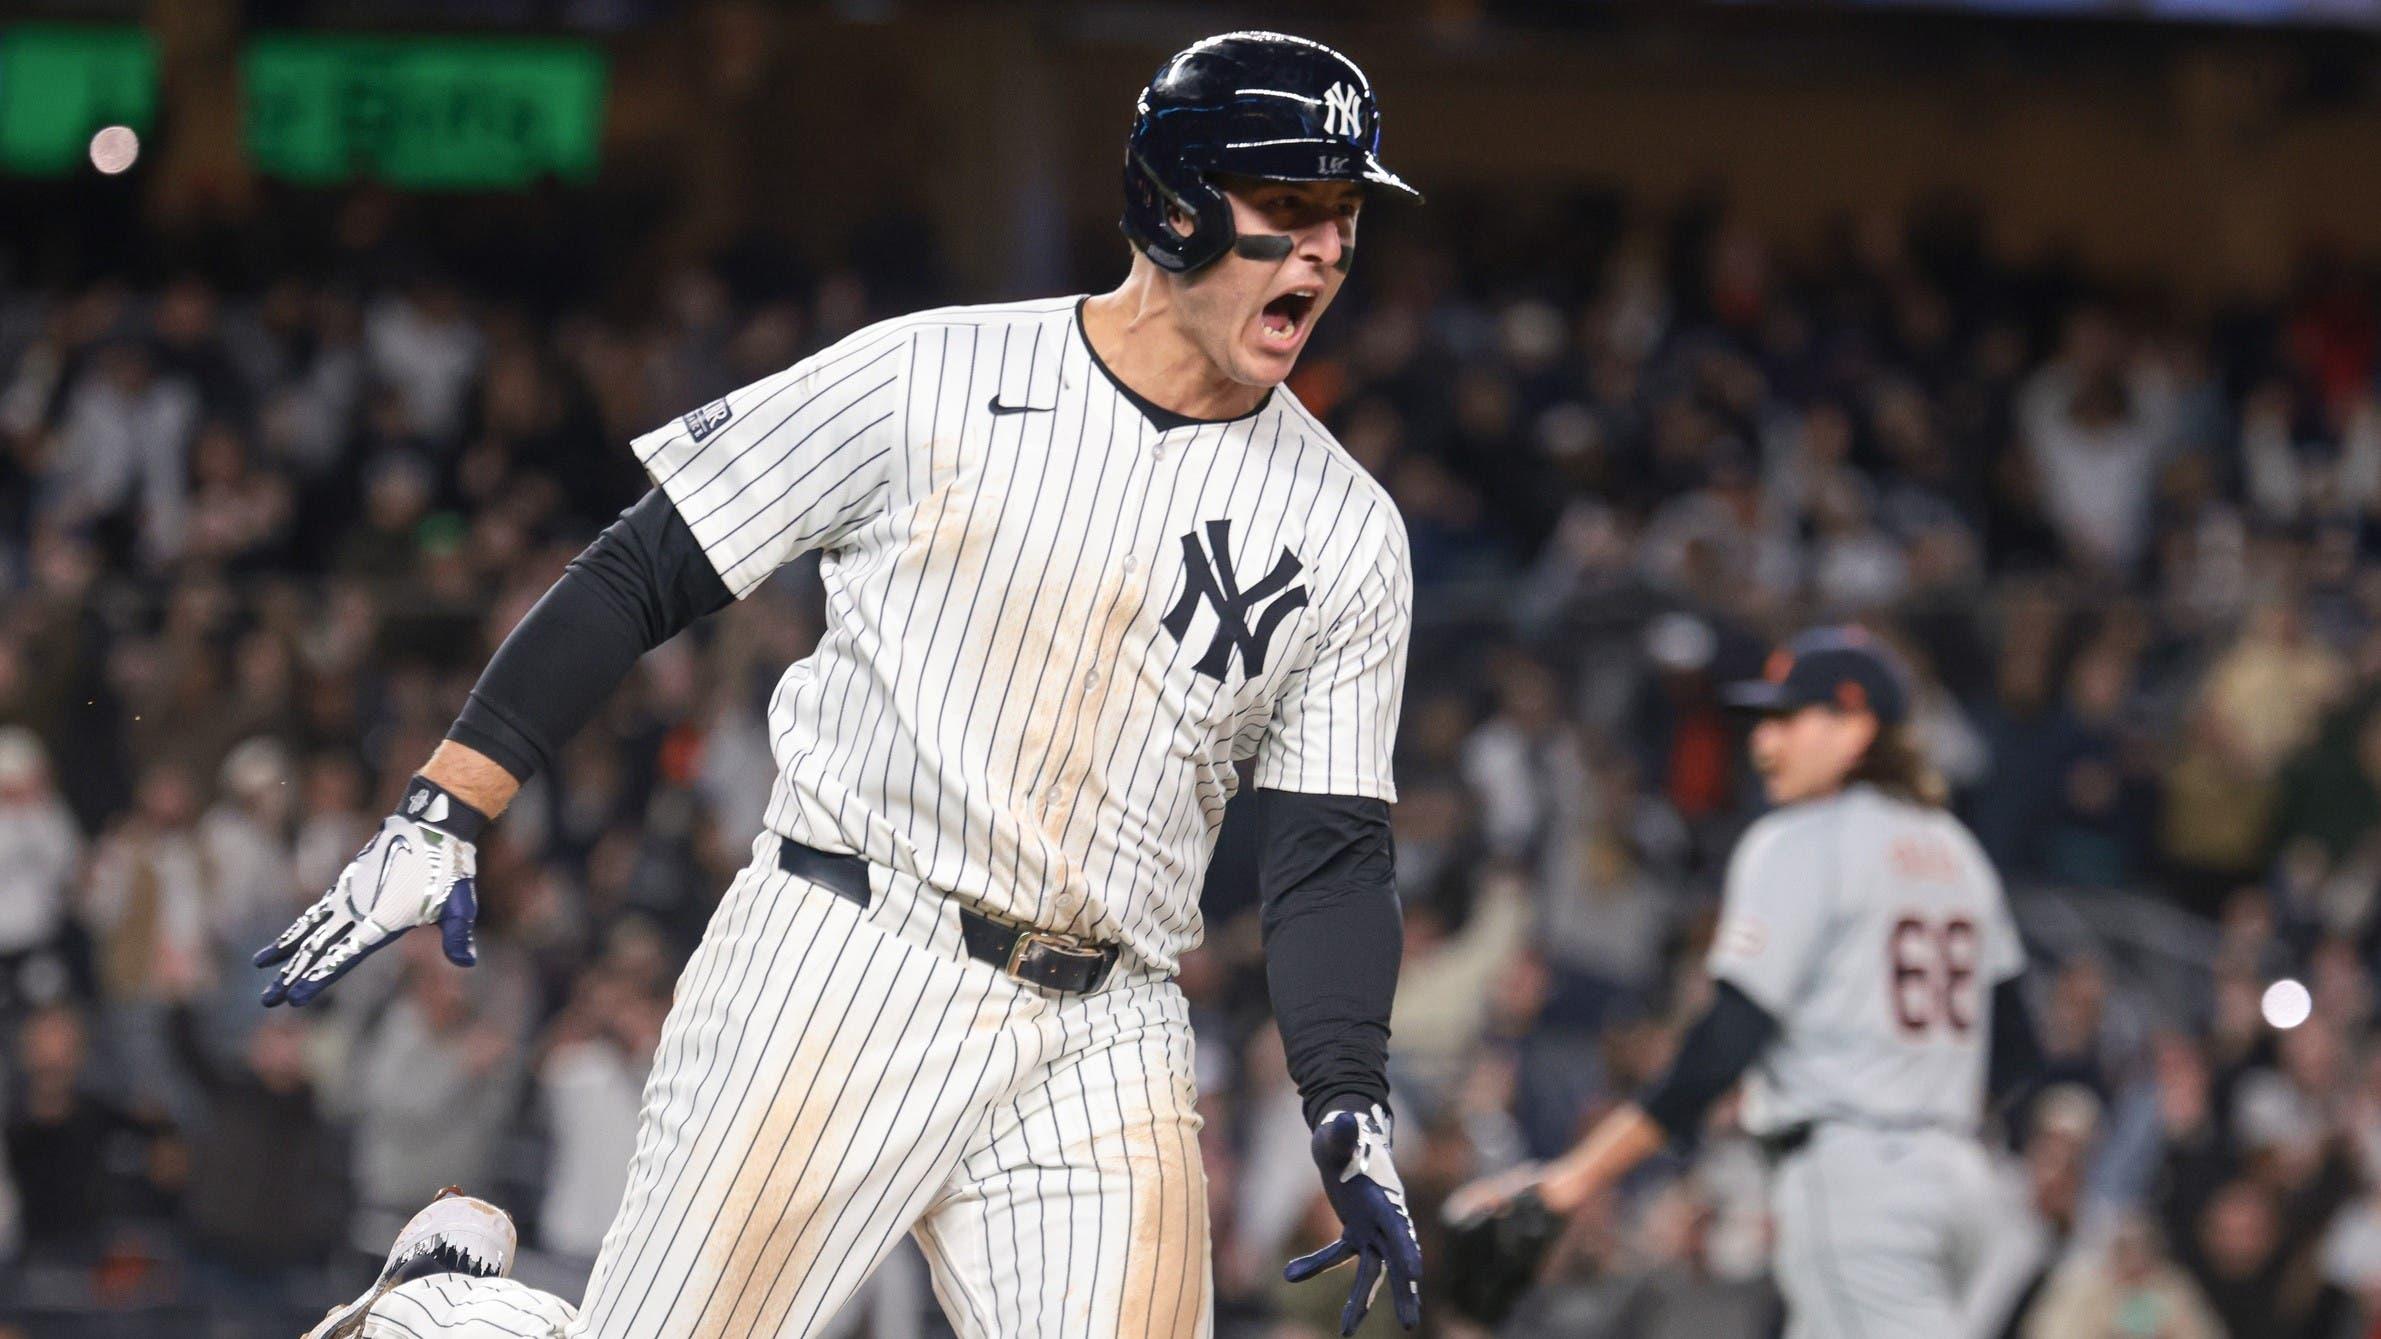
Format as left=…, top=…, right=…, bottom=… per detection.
left=0, top=25, right=157, bottom=175
left=243, top=35, right=605, bottom=189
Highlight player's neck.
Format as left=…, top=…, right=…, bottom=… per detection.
left=1774, top=778, right=1853, bottom=807
left=1081, top=278, right=1268, bottom=422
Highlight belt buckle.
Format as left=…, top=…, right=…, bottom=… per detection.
left=1006, top=929, right=1085, bottom=978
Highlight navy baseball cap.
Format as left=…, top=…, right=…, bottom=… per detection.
left=1721, top=626, right=1911, bottom=726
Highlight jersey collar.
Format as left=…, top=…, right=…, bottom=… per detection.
left=1072, top=297, right=1274, bottom=434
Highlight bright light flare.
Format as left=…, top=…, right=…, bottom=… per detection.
left=89, top=125, right=139, bottom=175
left=2263, top=978, right=2312, bottom=1030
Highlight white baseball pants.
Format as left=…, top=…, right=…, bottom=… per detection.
left=355, top=833, right=1213, bottom=1339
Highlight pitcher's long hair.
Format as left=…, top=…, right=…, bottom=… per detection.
left=1847, top=721, right=1949, bottom=809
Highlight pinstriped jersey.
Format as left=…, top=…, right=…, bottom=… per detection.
left=632, top=297, right=1411, bottom=971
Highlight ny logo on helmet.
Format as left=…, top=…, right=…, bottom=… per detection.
left=1322, top=82, right=1364, bottom=140
left=1162, top=519, right=1309, bottom=681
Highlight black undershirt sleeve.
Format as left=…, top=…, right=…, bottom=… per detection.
left=447, top=488, right=733, bottom=782
left=1987, top=976, right=2044, bottom=1109
left=1638, top=981, right=1780, bottom=1144
left=1254, top=788, right=1401, bottom=1127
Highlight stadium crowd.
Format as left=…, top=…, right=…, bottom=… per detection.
left=1, top=182, right=2380, bottom=1338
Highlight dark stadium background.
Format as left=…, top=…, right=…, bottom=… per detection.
left=4, top=1, right=2381, bottom=1335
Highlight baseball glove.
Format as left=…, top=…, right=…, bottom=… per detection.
left=1440, top=1186, right=1561, bottom=1328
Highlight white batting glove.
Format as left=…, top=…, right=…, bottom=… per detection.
left=255, top=777, right=487, bottom=1007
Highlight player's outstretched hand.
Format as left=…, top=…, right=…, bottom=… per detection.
left=255, top=777, right=486, bottom=1008
left=1283, top=1104, right=1423, bottom=1334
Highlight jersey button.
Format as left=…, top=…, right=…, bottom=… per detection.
left=1122, top=555, right=1140, bottom=575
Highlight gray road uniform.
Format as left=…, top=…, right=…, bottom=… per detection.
left=1706, top=782, right=2026, bottom=1338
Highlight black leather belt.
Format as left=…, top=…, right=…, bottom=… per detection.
left=777, top=837, right=1119, bottom=994
left=1757, top=1119, right=1957, bottom=1163
left=777, top=836, right=872, bottom=906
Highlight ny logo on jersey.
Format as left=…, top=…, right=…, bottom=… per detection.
left=1163, top=519, right=1309, bottom=681
left=1321, top=82, right=1364, bottom=140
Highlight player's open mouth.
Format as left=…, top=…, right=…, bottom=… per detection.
left=1258, top=289, right=1318, bottom=347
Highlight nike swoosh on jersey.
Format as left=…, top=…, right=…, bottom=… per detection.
left=986, top=395, right=1054, bottom=416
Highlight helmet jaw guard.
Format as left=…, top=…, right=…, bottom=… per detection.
left=1120, top=30, right=1420, bottom=276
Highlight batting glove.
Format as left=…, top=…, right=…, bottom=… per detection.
left=255, top=776, right=486, bottom=1008
left=1283, top=1103, right=1423, bottom=1334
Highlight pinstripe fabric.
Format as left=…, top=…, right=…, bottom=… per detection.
left=362, top=1276, right=577, bottom=1338
left=553, top=835, right=1208, bottom=1338
left=632, top=297, right=1409, bottom=972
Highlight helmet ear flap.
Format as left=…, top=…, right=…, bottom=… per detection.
left=1123, top=153, right=1237, bottom=274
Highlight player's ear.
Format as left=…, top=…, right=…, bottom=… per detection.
left=1845, top=710, right=1881, bottom=760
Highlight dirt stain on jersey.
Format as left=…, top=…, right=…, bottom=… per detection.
left=691, top=1006, right=871, bottom=1336
left=1114, top=1093, right=1213, bottom=1338
left=906, top=432, right=1007, bottom=572
left=998, top=564, right=1160, bottom=928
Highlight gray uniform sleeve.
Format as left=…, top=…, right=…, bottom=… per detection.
left=1706, top=812, right=1837, bottom=1017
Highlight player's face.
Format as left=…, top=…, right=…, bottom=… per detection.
left=1175, top=178, right=1361, bottom=387
left=1749, top=705, right=1878, bottom=805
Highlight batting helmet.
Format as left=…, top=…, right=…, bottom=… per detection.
left=1121, top=31, right=1422, bottom=275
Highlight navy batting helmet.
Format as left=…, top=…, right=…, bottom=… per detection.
left=1121, top=31, right=1421, bottom=275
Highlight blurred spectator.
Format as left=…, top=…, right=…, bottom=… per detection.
left=1610, top=1180, right=1777, bottom=1338
left=292, top=753, right=372, bottom=899
left=2152, top=1013, right=2361, bottom=1337
left=2016, top=309, right=2177, bottom=576
left=363, top=276, right=484, bottom=446
left=1965, top=1084, right=2102, bottom=1338
left=198, top=740, right=300, bottom=969
left=2024, top=1214, right=2221, bottom=1339
left=532, top=934, right=666, bottom=1260
left=340, top=937, right=532, bottom=1258
left=2040, top=640, right=2153, bottom=889
left=1388, top=867, right=1533, bottom=1104
left=179, top=421, right=293, bottom=572
left=1626, top=613, right=1737, bottom=835
left=1459, top=654, right=1586, bottom=863
left=1537, top=771, right=1673, bottom=1013
left=0, top=728, right=83, bottom=1013
left=159, top=955, right=345, bottom=1338
left=6, top=1005, right=173, bottom=1266
left=38, top=338, right=198, bottom=571
left=2199, top=601, right=2348, bottom=780
left=82, top=763, right=216, bottom=1007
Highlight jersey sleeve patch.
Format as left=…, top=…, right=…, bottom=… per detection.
left=682, top=397, right=733, bottom=442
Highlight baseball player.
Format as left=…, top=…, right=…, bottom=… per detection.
left=264, top=30, right=1425, bottom=1339
left=1447, top=628, right=2043, bottom=1337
